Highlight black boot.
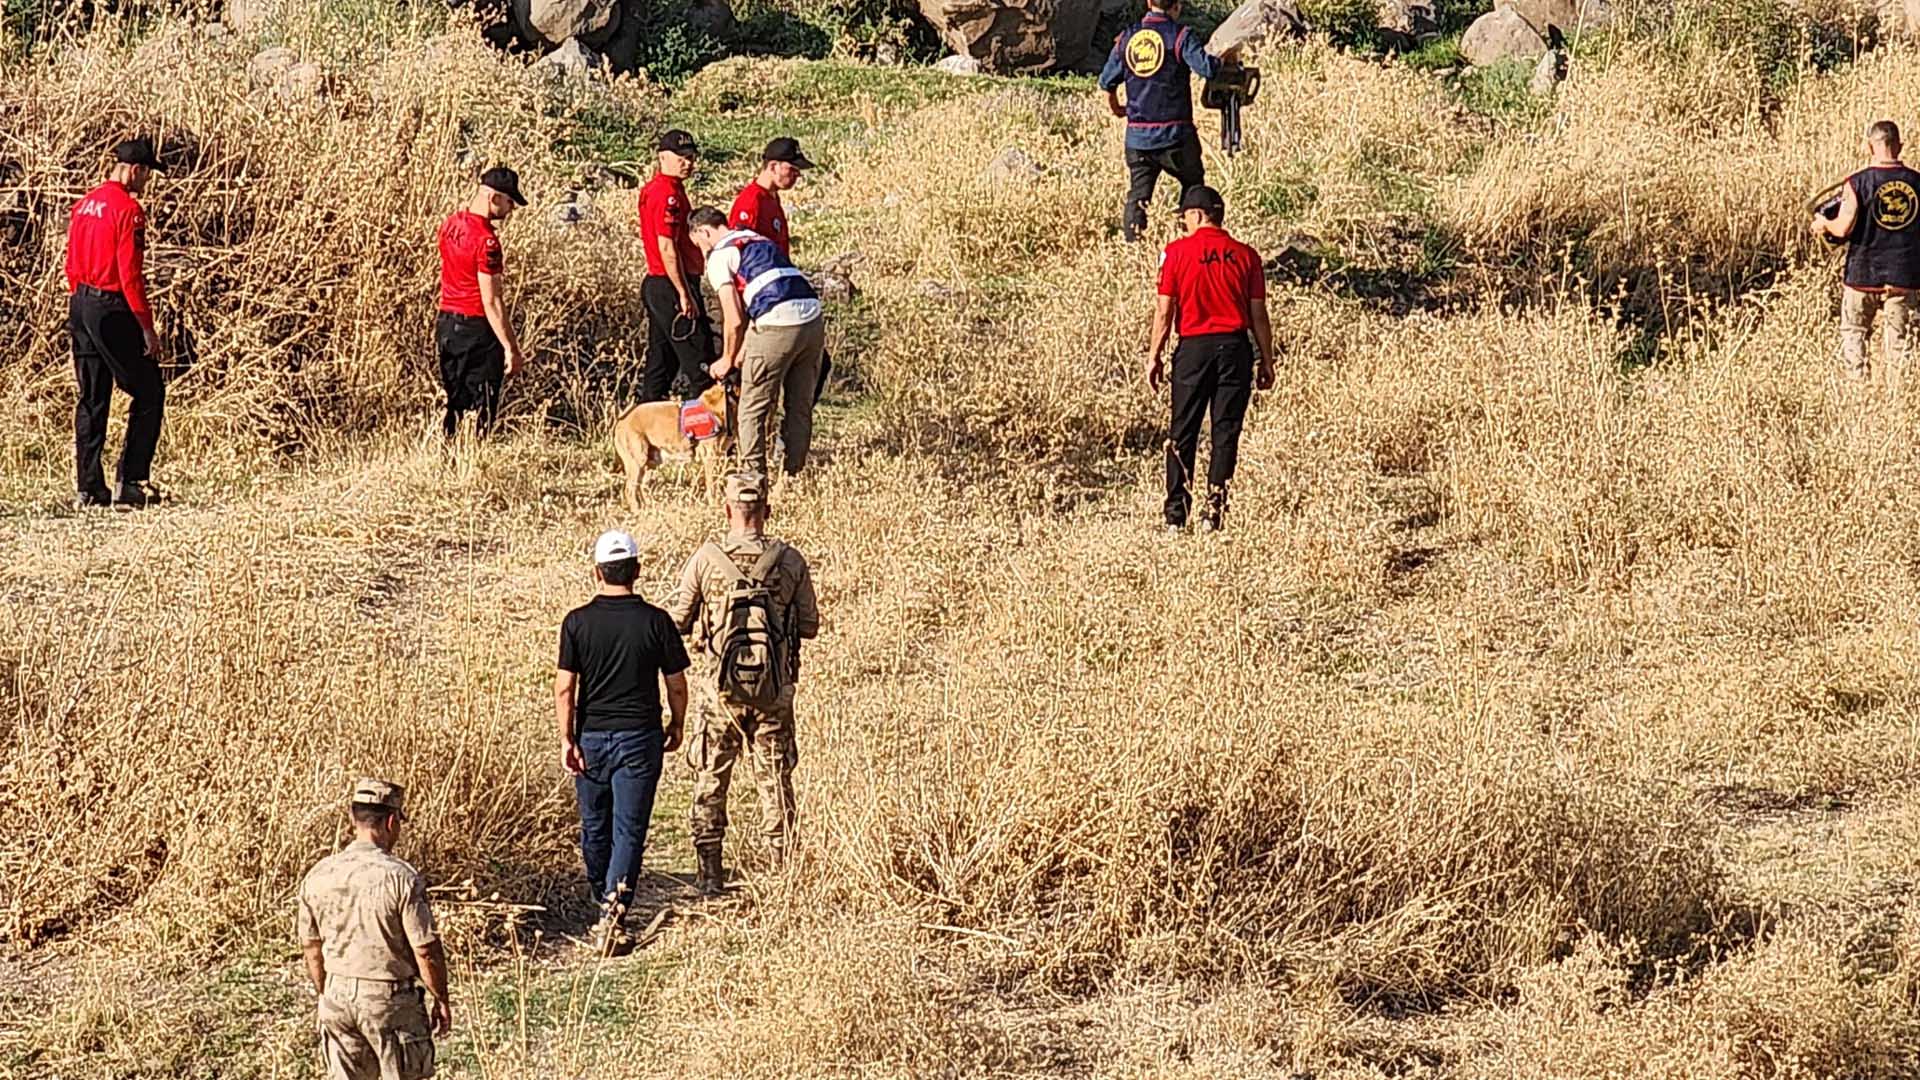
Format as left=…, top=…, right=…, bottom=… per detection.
left=694, top=845, right=724, bottom=897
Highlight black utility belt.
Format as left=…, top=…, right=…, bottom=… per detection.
left=1176, top=329, right=1251, bottom=342
left=437, top=311, right=489, bottom=323
left=75, top=285, right=129, bottom=304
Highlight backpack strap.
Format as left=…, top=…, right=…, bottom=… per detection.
left=746, top=541, right=787, bottom=588
left=698, top=541, right=749, bottom=585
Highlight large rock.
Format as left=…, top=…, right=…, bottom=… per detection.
left=914, top=0, right=1104, bottom=74
left=1461, top=8, right=1547, bottom=65
left=1497, top=0, right=1611, bottom=38
left=1207, top=0, right=1308, bottom=59
left=1528, top=46, right=1567, bottom=94
left=1877, top=0, right=1920, bottom=38
left=1376, top=0, right=1438, bottom=50
left=513, top=0, right=620, bottom=48
left=536, top=37, right=605, bottom=78
left=934, top=53, right=983, bottom=75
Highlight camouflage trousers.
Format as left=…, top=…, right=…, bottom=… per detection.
left=317, top=977, right=435, bottom=1080
left=685, top=686, right=798, bottom=855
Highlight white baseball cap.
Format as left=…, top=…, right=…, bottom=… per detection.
left=593, top=529, right=638, bottom=563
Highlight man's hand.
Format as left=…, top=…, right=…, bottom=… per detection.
left=1144, top=353, right=1165, bottom=391
left=708, top=356, right=734, bottom=382
left=429, top=995, right=453, bottom=1037
left=562, top=741, right=585, bottom=776
left=1256, top=361, right=1275, bottom=391
left=505, top=346, right=525, bottom=377
left=677, top=291, right=699, bottom=321
left=142, top=326, right=163, bottom=359
left=1107, top=91, right=1127, bottom=119
left=663, top=717, right=684, bottom=754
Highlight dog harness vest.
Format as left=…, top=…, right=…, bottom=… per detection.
left=1846, top=164, right=1920, bottom=291
left=719, top=230, right=818, bottom=323
left=680, top=397, right=719, bottom=441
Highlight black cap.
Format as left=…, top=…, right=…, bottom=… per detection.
left=657, top=129, right=699, bottom=159
left=1177, top=184, right=1225, bottom=216
left=762, top=136, right=814, bottom=169
left=112, top=137, right=164, bottom=172
left=480, top=165, right=527, bottom=207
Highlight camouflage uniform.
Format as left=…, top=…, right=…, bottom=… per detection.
left=666, top=479, right=819, bottom=869
left=297, top=780, right=440, bottom=1080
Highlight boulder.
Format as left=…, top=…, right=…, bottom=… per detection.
left=982, top=146, right=1043, bottom=184
left=1528, top=47, right=1567, bottom=94
left=1207, top=0, right=1308, bottom=60
left=1877, top=0, right=1920, bottom=38
left=934, top=53, right=983, bottom=75
left=536, top=37, right=605, bottom=78
left=1497, top=0, right=1610, bottom=38
left=1460, top=8, right=1546, bottom=65
left=686, top=0, right=736, bottom=39
left=247, top=46, right=330, bottom=102
left=512, top=0, right=620, bottom=48
left=1376, top=0, right=1438, bottom=49
left=914, top=0, right=1104, bottom=74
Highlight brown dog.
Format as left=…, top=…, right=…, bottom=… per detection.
left=612, top=382, right=733, bottom=510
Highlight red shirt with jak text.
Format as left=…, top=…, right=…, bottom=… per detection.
left=438, top=210, right=503, bottom=317
left=728, top=182, right=790, bottom=256
left=66, top=181, right=155, bottom=333
left=639, top=172, right=702, bottom=278
left=1157, top=225, right=1266, bottom=337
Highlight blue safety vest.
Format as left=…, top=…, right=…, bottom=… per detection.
left=721, top=230, right=818, bottom=323
left=1118, top=14, right=1197, bottom=137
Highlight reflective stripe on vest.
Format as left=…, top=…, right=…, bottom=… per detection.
left=722, top=230, right=818, bottom=321
left=1118, top=15, right=1194, bottom=131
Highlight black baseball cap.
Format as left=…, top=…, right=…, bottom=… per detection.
left=1178, top=184, right=1225, bottom=216
left=113, top=137, right=164, bottom=172
left=480, top=165, right=527, bottom=206
left=658, top=129, right=700, bottom=159
left=762, top=136, right=814, bottom=169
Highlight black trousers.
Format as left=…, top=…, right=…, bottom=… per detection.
left=436, top=312, right=505, bottom=437
left=1165, top=331, right=1253, bottom=526
left=70, top=288, right=165, bottom=500
left=642, top=274, right=715, bottom=402
left=1124, top=131, right=1206, bottom=242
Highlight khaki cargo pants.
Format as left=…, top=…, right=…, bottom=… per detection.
left=1840, top=286, right=1916, bottom=391
left=736, top=317, right=825, bottom=477
left=685, top=685, right=798, bottom=857
left=317, top=977, right=435, bottom=1080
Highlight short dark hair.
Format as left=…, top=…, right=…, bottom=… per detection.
left=1871, top=120, right=1902, bottom=150
left=688, top=206, right=727, bottom=230
left=597, top=557, right=639, bottom=587
left=350, top=802, right=396, bottom=828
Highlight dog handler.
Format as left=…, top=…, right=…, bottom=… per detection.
left=1812, top=120, right=1920, bottom=389
left=1145, top=185, right=1274, bottom=532
left=688, top=207, right=826, bottom=478
left=66, top=137, right=168, bottom=509
left=1099, top=0, right=1221, bottom=242
left=436, top=166, right=528, bottom=438
left=639, top=130, right=715, bottom=402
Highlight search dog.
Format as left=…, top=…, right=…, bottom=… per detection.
left=612, top=381, right=733, bottom=510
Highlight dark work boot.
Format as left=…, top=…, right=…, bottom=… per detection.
left=113, top=481, right=161, bottom=510
left=694, top=845, right=724, bottom=897
left=1203, top=486, right=1228, bottom=533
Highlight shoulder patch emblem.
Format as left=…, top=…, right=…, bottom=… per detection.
left=1125, top=28, right=1166, bottom=78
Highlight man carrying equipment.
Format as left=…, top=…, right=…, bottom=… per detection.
left=639, top=129, right=715, bottom=402
left=1099, top=0, right=1222, bottom=242
left=666, top=472, right=820, bottom=894
left=66, top=137, right=167, bottom=509
left=436, top=166, right=528, bottom=438
left=297, top=779, right=451, bottom=1080
left=1812, top=120, right=1920, bottom=389
left=688, top=207, right=826, bottom=479
left=1146, top=185, right=1275, bottom=532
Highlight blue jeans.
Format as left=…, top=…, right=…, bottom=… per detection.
left=574, top=726, right=665, bottom=908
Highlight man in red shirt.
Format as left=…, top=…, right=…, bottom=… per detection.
left=66, top=137, right=168, bottom=509
left=728, top=136, right=813, bottom=258
left=436, top=166, right=527, bottom=439
left=1145, top=185, right=1275, bottom=531
left=638, top=129, right=714, bottom=402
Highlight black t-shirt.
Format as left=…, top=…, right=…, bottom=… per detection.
left=558, top=595, right=690, bottom=733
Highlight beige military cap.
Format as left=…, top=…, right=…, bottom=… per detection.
left=350, top=778, right=408, bottom=819
left=725, top=471, right=767, bottom=506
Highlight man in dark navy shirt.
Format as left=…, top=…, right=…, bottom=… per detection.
left=556, top=529, right=689, bottom=952
left=1098, top=0, right=1221, bottom=241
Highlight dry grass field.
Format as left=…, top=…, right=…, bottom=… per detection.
left=6, top=2, right=1920, bottom=1076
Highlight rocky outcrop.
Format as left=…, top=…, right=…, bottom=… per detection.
left=536, top=37, right=606, bottom=78
left=1497, top=0, right=1611, bottom=38
left=1461, top=8, right=1547, bottom=65
left=247, top=46, right=330, bottom=103
left=914, top=0, right=1103, bottom=74
left=513, top=0, right=620, bottom=49
left=934, top=53, right=983, bottom=75
left=1376, top=0, right=1438, bottom=51
left=1207, top=0, right=1308, bottom=59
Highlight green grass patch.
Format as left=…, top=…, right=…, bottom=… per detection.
left=1453, top=58, right=1548, bottom=125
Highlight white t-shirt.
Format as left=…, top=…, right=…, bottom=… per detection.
left=704, top=232, right=823, bottom=328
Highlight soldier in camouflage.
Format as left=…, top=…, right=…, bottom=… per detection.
left=666, top=471, right=820, bottom=894
left=297, top=779, right=451, bottom=1080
